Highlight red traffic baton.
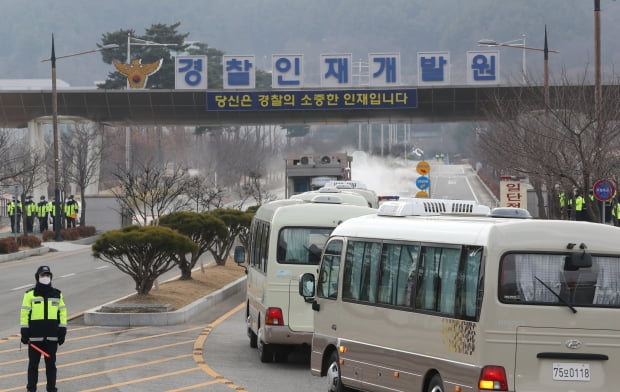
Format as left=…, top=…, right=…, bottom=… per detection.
left=29, top=343, right=51, bottom=358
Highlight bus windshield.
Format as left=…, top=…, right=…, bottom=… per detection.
left=500, top=253, right=620, bottom=308
left=277, top=227, right=333, bottom=265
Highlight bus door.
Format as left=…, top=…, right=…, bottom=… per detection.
left=311, top=238, right=345, bottom=340
left=279, top=226, right=331, bottom=332
left=288, top=277, right=314, bottom=332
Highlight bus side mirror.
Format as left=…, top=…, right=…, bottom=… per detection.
left=299, top=273, right=315, bottom=300
left=233, top=245, right=247, bottom=273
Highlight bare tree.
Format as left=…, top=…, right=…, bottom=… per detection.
left=1, top=140, right=47, bottom=232
left=231, top=171, right=277, bottom=210
left=61, top=122, right=107, bottom=226
left=479, top=70, right=620, bottom=221
left=184, top=174, right=226, bottom=211
left=0, top=130, right=39, bottom=184
left=111, top=158, right=191, bottom=225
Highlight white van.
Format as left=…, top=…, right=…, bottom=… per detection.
left=238, top=196, right=375, bottom=363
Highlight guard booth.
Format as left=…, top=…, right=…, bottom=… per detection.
left=284, top=153, right=352, bottom=197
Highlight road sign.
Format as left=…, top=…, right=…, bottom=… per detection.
left=416, top=161, right=430, bottom=175
left=415, top=191, right=429, bottom=198
left=593, top=179, right=615, bottom=201
left=416, top=176, right=430, bottom=190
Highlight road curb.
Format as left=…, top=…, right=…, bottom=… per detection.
left=0, top=246, right=50, bottom=263
left=83, top=276, right=247, bottom=326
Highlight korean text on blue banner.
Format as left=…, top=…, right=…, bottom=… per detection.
left=206, top=89, right=417, bottom=111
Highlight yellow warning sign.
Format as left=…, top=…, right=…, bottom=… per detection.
left=415, top=191, right=429, bottom=198
left=416, top=161, right=430, bottom=175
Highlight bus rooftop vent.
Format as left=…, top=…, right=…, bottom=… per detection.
left=378, top=198, right=490, bottom=217
left=311, top=194, right=344, bottom=204
left=489, top=207, right=532, bottom=219
left=324, top=180, right=368, bottom=189
left=318, top=187, right=341, bottom=193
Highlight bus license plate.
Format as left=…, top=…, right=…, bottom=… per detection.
left=552, top=363, right=590, bottom=381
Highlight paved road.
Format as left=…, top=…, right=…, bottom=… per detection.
left=0, top=240, right=323, bottom=392
left=0, top=242, right=181, bottom=340
left=430, top=163, right=499, bottom=207
left=0, top=163, right=499, bottom=391
left=0, top=291, right=323, bottom=392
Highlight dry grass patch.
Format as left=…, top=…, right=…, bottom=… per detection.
left=114, top=261, right=246, bottom=311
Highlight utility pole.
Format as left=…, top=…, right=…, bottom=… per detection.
left=594, top=0, right=602, bottom=121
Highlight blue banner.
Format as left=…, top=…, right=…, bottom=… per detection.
left=206, top=89, right=417, bottom=111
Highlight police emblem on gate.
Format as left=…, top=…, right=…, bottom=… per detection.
left=114, top=58, right=163, bottom=88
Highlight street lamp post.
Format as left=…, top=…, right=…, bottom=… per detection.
left=478, top=35, right=527, bottom=83
left=42, top=36, right=118, bottom=241
left=126, top=33, right=176, bottom=88
left=594, top=0, right=602, bottom=121
left=478, top=33, right=558, bottom=105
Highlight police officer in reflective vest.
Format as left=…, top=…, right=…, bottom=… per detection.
left=25, top=195, right=37, bottom=233
left=37, top=196, right=51, bottom=233
left=64, top=195, right=78, bottom=228
left=20, top=266, right=67, bottom=392
left=7, top=197, right=22, bottom=233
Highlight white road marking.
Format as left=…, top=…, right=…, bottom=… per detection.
left=12, top=284, right=33, bottom=291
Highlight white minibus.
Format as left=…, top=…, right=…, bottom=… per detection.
left=238, top=195, right=376, bottom=363
left=300, top=199, right=620, bottom=392
left=323, top=180, right=379, bottom=208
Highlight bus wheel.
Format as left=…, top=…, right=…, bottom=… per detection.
left=326, top=351, right=348, bottom=392
left=427, top=374, right=444, bottom=392
left=258, top=340, right=274, bottom=363
left=248, top=328, right=258, bottom=348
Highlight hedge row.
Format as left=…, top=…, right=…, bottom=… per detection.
left=0, top=226, right=97, bottom=254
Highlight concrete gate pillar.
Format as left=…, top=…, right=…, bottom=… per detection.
left=27, top=116, right=102, bottom=201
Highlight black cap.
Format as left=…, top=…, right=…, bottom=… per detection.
left=27, top=195, right=32, bottom=199
left=40, top=196, right=46, bottom=200
left=35, top=265, right=53, bottom=282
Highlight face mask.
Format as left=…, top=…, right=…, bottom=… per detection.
left=39, top=276, right=51, bottom=285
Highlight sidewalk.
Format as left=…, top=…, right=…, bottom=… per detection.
left=0, top=232, right=95, bottom=263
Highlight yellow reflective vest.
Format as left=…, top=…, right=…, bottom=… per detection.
left=7, top=200, right=21, bottom=216
left=20, top=286, right=67, bottom=341
left=575, top=196, right=585, bottom=211
left=64, top=200, right=78, bottom=218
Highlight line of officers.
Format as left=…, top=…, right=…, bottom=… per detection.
left=558, top=190, right=620, bottom=224
left=6, top=195, right=79, bottom=234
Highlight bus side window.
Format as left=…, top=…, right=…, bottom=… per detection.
left=343, top=241, right=364, bottom=300
left=499, top=254, right=519, bottom=301
left=318, top=239, right=343, bottom=299
left=277, top=236, right=287, bottom=262
left=260, top=223, right=269, bottom=273
left=416, top=248, right=440, bottom=311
